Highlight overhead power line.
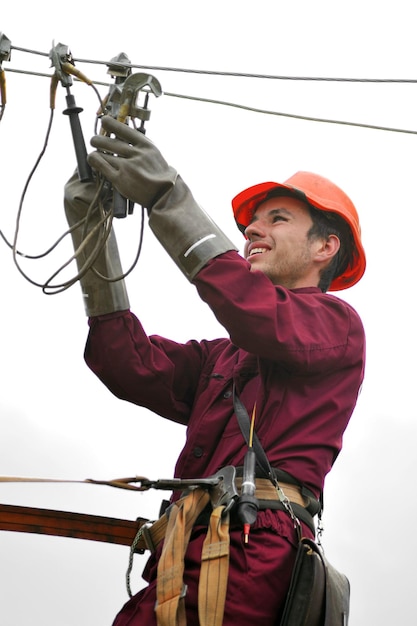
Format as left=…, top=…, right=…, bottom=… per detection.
left=10, top=44, right=417, bottom=83
left=2, top=40, right=417, bottom=135
left=165, top=91, right=417, bottom=135
left=4, top=66, right=417, bottom=136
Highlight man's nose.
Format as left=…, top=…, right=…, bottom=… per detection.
left=244, top=219, right=266, bottom=239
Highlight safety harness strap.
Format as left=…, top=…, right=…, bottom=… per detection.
left=198, top=505, right=230, bottom=626
left=155, top=488, right=211, bottom=626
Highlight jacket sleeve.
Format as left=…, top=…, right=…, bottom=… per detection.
left=84, top=310, right=211, bottom=424
left=193, top=251, right=365, bottom=374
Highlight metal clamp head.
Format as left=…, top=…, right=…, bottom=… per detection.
left=106, top=52, right=132, bottom=80
left=49, top=41, right=73, bottom=87
left=116, top=72, right=162, bottom=124
left=0, top=32, right=11, bottom=65
left=102, top=53, right=131, bottom=118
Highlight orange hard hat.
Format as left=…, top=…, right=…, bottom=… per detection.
left=231, top=171, right=366, bottom=291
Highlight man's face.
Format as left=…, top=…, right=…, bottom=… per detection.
left=243, top=195, right=321, bottom=288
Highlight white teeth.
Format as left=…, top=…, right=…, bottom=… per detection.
left=250, top=248, right=267, bottom=256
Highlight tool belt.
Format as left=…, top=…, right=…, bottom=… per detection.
left=135, top=476, right=315, bottom=554
left=133, top=467, right=319, bottom=626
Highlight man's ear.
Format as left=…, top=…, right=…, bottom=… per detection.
left=315, top=234, right=340, bottom=264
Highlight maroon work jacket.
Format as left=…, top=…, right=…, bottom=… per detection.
left=85, top=251, right=365, bottom=498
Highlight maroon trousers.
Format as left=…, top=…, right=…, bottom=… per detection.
left=113, top=511, right=311, bottom=626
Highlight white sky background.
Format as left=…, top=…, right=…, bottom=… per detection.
left=1, top=1, right=416, bottom=624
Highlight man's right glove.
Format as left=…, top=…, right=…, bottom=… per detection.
left=64, top=171, right=130, bottom=317
left=88, top=116, right=237, bottom=281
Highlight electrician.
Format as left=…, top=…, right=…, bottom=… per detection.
left=64, top=115, right=365, bottom=626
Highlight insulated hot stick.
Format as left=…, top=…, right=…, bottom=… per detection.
left=62, top=87, right=92, bottom=182
left=100, top=53, right=133, bottom=218
left=49, top=42, right=93, bottom=182
left=237, top=405, right=259, bottom=543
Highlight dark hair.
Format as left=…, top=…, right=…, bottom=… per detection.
left=307, top=205, right=355, bottom=292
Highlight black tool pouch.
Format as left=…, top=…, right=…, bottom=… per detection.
left=280, top=537, right=350, bottom=626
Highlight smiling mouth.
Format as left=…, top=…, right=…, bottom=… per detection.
left=249, top=247, right=268, bottom=257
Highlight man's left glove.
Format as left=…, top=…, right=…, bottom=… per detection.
left=88, top=116, right=237, bottom=281
left=64, top=171, right=130, bottom=316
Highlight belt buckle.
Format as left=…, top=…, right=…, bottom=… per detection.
left=136, top=520, right=156, bottom=553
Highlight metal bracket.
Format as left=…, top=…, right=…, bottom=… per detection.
left=0, top=32, right=11, bottom=64
left=207, top=465, right=239, bottom=512
left=101, top=52, right=133, bottom=118
left=49, top=41, right=73, bottom=87
left=0, top=33, right=11, bottom=118
left=107, top=51, right=132, bottom=79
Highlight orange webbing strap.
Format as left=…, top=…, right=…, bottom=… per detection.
left=156, top=488, right=211, bottom=626
left=198, top=505, right=230, bottom=626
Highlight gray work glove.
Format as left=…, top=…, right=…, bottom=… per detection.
left=88, top=116, right=237, bottom=280
left=64, top=171, right=130, bottom=316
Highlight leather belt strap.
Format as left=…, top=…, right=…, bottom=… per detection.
left=137, top=479, right=306, bottom=554
left=235, top=477, right=307, bottom=508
